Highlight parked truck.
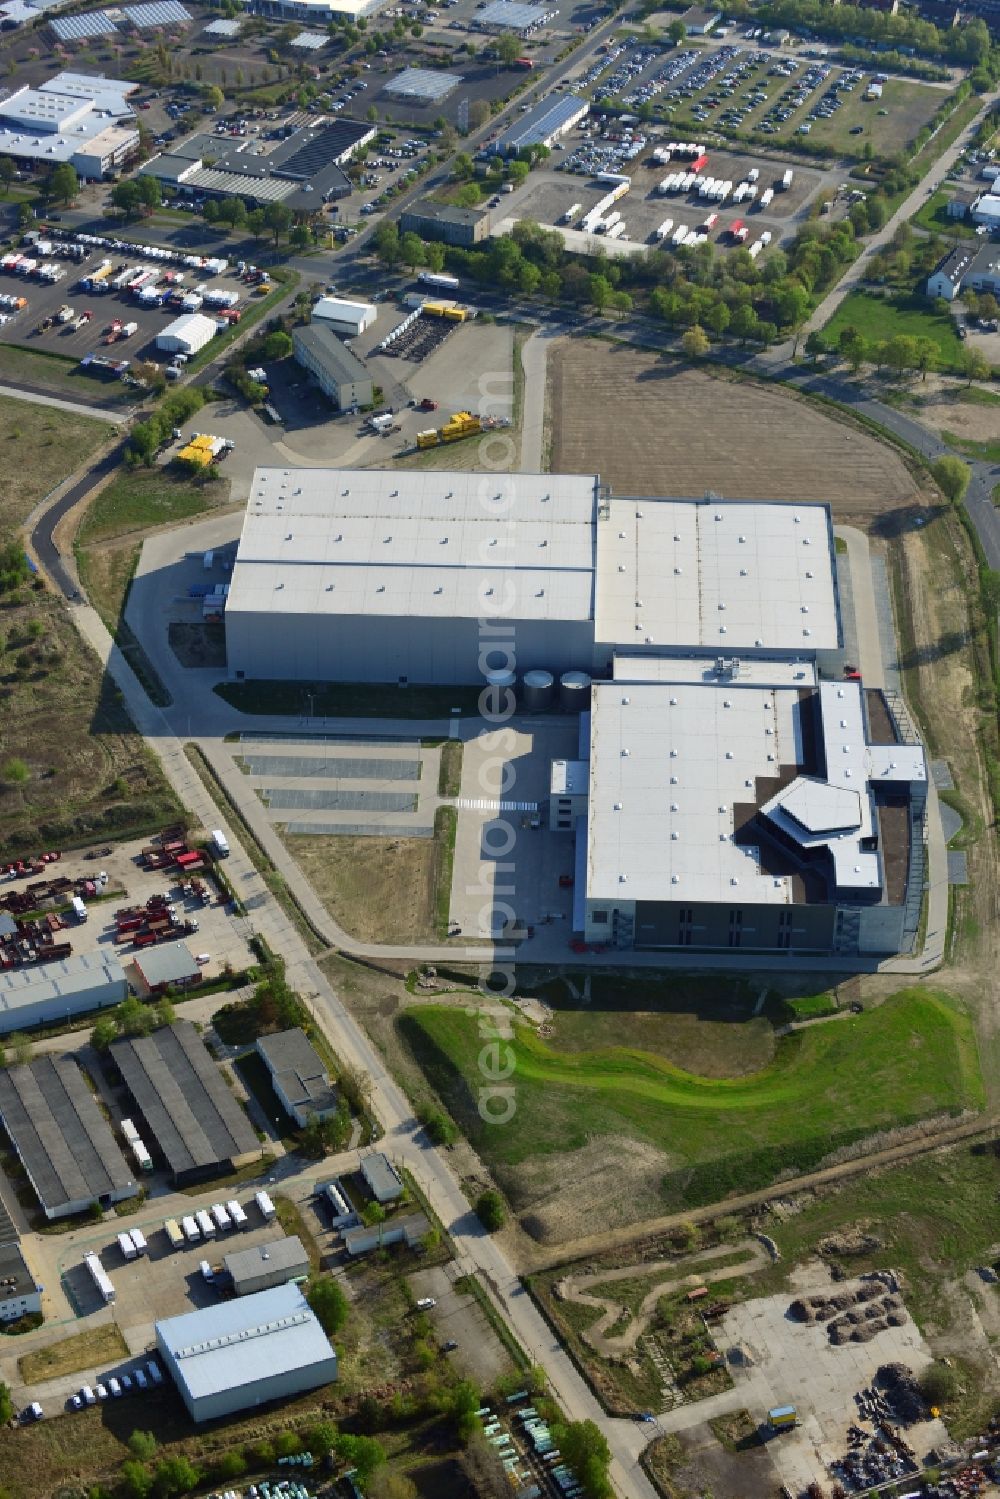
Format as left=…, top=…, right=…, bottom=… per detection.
left=227, top=1199, right=249, bottom=1230
left=209, top=829, right=229, bottom=859
left=84, top=1252, right=115, bottom=1304
left=129, top=1227, right=148, bottom=1256
left=779, top=168, right=793, bottom=191
left=117, top=1232, right=137, bottom=1263
left=195, top=1208, right=216, bottom=1239
left=255, top=1189, right=276, bottom=1222
left=164, top=1218, right=185, bottom=1251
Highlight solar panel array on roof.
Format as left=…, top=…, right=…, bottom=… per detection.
left=111, top=1021, right=258, bottom=1179
left=277, top=121, right=369, bottom=181
left=51, top=10, right=116, bottom=38
left=291, top=29, right=327, bottom=47
left=203, top=15, right=239, bottom=32
left=123, top=0, right=192, bottom=25
left=0, top=1057, right=135, bottom=1217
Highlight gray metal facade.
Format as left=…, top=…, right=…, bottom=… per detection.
left=156, top=1283, right=338, bottom=1422
left=226, top=610, right=595, bottom=686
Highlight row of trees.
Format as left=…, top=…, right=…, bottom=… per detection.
left=127, top=386, right=206, bottom=467
left=91, top=995, right=177, bottom=1051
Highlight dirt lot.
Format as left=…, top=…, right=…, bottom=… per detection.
left=285, top=831, right=443, bottom=944
left=547, top=342, right=919, bottom=522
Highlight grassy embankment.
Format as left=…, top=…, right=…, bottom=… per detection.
left=400, top=988, right=983, bottom=1210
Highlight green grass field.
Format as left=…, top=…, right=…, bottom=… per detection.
left=824, top=290, right=965, bottom=370
left=400, top=989, right=983, bottom=1209
left=911, top=188, right=977, bottom=240
left=77, top=468, right=227, bottom=546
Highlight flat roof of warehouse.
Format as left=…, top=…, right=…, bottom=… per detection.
left=224, top=1234, right=309, bottom=1287
left=0, top=1057, right=135, bottom=1214
left=586, top=679, right=806, bottom=906
left=0, top=950, right=125, bottom=1018
left=595, top=497, right=840, bottom=653
left=111, top=1021, right=258, bottom=1176
left=227, top=473, right=840, bottom=650
left=227, top=467, right=599, bottom=623
left=497, top=93, right=588, bottom=152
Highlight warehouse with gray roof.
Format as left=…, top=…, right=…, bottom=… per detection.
left=0, top=1057, right=138, bottom=1219
left=111, top=1021, right=259, bottom=1185
left=0, top=950, right=126, bottom=1036
left=156, top=1282, right=338, bottom=1422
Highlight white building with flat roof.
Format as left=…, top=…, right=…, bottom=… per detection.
left=579, top=662, right=926, bottom=956
left=225, top=470, right=841, bottom=685
left=0, top=71, right=139, bottom=180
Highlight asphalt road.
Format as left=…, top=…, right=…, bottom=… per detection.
left=29, top=442, right=123, bottom=599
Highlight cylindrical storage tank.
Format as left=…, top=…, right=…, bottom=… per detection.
left=522, top=669, right=555, bottom=711
left=484, top=668, right=516, bottom=691
left=559, top=671, right=592, bottom=712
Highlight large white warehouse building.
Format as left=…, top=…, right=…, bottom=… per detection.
left=223, top=466, right=927, bottom=959
left=225, top=469, right=843, bottom=686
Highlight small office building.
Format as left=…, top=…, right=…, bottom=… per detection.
left=360, top=1152, right=404, bottom=1204
left=225, top=1235, right=310, bottom=1296
left=400, top=202, right=487, bottom=247
left=256, top=1028, right=338, bottom=1127
left=0, top=1240, right=41, bottom=1323
left=293, top=321, right=373, bottom=409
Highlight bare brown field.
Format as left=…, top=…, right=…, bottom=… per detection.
left=285, top=832, right=439, bottom=944
left=18, top=1324, right=128, bottom=1384
left=547, top=342, right=919, bottom=520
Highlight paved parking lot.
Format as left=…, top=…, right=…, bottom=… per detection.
left=450, top=722, right=579, bottom=940
left=0, top=251, right=249, bottom=372
left=505, top=148, right=819, bottom=252
left=38, top=837, right=255, bottom=985
left=408, top=1262, right=514, bottom=1388
left=231, top=733, right=444, bottom=837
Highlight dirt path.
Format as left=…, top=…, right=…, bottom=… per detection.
left=559, top=1239, right=770, bottom=1357
left=525, top=1111, right=997, bottom=1273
